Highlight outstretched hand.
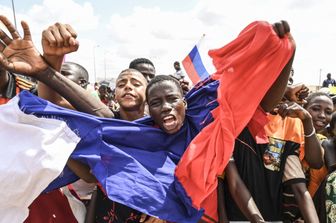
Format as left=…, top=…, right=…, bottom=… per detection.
left=0, top=15, right=48, bottom=76
left=42, top=22, right=79, bottom=56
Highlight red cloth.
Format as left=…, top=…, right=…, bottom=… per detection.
left=175, top=21, right=295, bottom=221
left=0, top=97, right=10, bottom=105
left=247, top=106, right=269, bottom=144
left=24, top=189, right=78, bottom=223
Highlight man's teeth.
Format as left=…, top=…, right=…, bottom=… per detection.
left=316, top=121, right=324, bottom=126
left=163, top=116, right=174, bottom=122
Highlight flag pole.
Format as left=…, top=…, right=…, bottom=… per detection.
left=10, top=0, right=17, bottom=29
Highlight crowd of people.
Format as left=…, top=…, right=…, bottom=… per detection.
left=0, top=14, right=336, bottom=223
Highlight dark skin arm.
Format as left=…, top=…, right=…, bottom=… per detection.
left=323, top=138, right=336, bottom=172
left=260, top=21, right=296, bottom=112
left=38, top=22, right=79, bottom=109
left=85, top=186, right=98, bottom=223
left=0, top=67, right=9, bottom=95
left=277, top=102, right=323, bottom=168
left=217, top=177, right=228, bottom=223
left=284, top=83, right=309, bottom=105
left=290, top=182, right=319, bottom=223
left=224, top=161, right=264, bottom=223
left=0, top=16, right=110, bottom=183
left=66, top=159, right=97, bottom=183
left=0, top=15, right=113, bottom=118
left=38, top=22, right=105, bottom=183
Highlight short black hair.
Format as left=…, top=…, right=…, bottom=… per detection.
left=129, top=58, right=155, bottom=69
left=174, top=61, right=180, bottom=66
left=304, top=92, right=333, bottom=108
left=146, top=75, right=183, bottom=101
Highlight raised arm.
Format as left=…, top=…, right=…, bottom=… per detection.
left=0, top=15, right=113, bottom=118
left=260, top=21, right=295, bottom=112
left=277, top=102, right=323, bottom=168
left=284, top=83, right=310, bottom=105
left=38, top=23, right=79, bottom=109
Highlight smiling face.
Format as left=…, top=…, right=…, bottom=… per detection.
left=114, top=69, right=147, bottom=111
left=147, top=80, right=186, bottom=134
left=305, top=95, right=333, bottom=132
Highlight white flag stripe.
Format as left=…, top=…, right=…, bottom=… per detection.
left=0, top=96, right=80, bottom=223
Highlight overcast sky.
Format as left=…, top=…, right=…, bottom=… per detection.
left=0, top=0, right=335, bottom=85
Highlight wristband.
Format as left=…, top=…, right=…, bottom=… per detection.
left=304, top=128, right=315, bottom=138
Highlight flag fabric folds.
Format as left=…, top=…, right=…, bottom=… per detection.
left=0, top=97, right=80, bottom=223
left=0, top=21, right=294, bottom=223
left=17, top=78, right=219, bottom=223
left=175, top=21, right=295, bottom=221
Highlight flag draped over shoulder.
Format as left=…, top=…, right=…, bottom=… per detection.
left=175, top=21, right=295, bottom=221
left=16, top=78, right=219, bottom=223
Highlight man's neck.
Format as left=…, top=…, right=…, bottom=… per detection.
left=119, top=107, right=145, bottom=121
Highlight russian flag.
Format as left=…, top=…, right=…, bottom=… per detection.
left=182, top=35, right=211, bottom=85
left=175, top=21, right=295, bottom=222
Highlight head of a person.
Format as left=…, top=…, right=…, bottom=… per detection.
left=98, top=82, right=110, bottom=100
left=94, top=82, right=99, bottom=90
left=146, top=75, right=186, bottom=134
left=129, top=58, right=156, bottom=83
left=173, top=61, right=181, bottom=71
left=304, top=92, right=334, bottom=133
left=327, top=73, right=332, bottom=80
left=61, top=62, right=89, bottom=89
left=114, top=68, right=147, bottom=112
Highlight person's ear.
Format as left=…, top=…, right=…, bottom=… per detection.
left=80, top=79, right=88, bottom=89
left=183, top=99, right=187, bottom=109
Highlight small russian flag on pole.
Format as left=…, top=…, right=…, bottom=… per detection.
left=182, top=34, right=211, bottom=85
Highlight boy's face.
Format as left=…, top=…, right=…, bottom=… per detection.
left=115, top=70, right=147, bottom=111
left=147, top=81, right=186, bottom=134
